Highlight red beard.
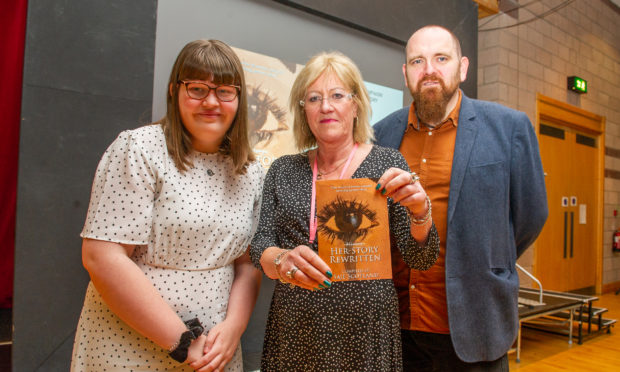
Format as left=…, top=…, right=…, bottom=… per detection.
left=412, top=73, right=458, bottom=126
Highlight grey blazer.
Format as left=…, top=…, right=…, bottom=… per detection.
left=373, top=92, right=548, bottom=362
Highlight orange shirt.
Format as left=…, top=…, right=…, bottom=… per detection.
left=395, top=91, right=462, bottom=333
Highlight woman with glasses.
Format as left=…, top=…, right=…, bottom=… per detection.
left=71, top=40, right=263, bottom=372
left=250, top=51, right=439, bottom=371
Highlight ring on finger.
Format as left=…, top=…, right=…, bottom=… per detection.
left=291, top=267, right=300, bottom=277
left=286, top=266, right=299, bottom=279
left=410, top=171, right=420, bottom=185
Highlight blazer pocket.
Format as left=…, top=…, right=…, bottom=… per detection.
left=467, top=161, right=507, bottom=200
left=491, top=267, right=511, bottom=279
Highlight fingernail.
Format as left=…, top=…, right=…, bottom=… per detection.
left=323, top=280, right=332, bottom=287
left=319, top=283, right=326, bottom=289
left=375, top=183, right=381, bottom=190
left=381, top=188, right=387, bottom=195
left=326, top=270, right=332, bottom=278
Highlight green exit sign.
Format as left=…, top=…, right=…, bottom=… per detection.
left=568, top=76, right=587, bottom=93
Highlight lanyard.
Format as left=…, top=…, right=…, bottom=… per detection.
left=309, top=142, right=358, bottom=244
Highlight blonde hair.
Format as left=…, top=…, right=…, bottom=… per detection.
left=289, top=51, right=374, bottom=151
left=158, top=39, right=254, bottom=174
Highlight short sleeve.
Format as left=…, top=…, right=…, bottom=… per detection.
left=81, top=130, right=159, bottom=244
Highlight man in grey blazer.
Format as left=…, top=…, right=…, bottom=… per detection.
left=374, top=25, right=548, bottom=371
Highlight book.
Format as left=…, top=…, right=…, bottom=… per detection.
left=316, top=178, right=392, bottom=281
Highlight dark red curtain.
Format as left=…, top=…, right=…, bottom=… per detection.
left=0, top=0, right=27, bottom=308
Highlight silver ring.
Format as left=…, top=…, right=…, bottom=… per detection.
left=286, top=266, right=299, bottom=279
left=291, top=267, right=299, bottom=277
left=410, top=172, right=420, bottom=185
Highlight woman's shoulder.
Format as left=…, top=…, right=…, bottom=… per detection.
left=121, top=124, right=165, bottom=148
left=263, top=152, right=308, bottom=181
left=104, top=124, right=167, bottom=165
left=270, top=152, right=308, bottom=169
left=245, top=159, right=266, bottom=181
left=360, top=144, right=408, bottom=172
left=369, top=144, right=406, bottom=161
left=108, top=124, right=164, bottom=148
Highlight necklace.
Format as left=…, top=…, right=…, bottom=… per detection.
left=316, top=153, right=350, bottom=179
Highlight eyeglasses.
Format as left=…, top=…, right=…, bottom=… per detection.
left=178, top=81, right=240, bottom=102
left=299, top=89, right=354, bottom=108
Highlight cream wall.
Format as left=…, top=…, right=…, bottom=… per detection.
left=476, top=0, right=620, bottom=291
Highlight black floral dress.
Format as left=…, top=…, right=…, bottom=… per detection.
left=250, top=145, right=439, bottom=371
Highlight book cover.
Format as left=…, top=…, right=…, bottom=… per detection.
left=316, top=178, right=392, bottom=281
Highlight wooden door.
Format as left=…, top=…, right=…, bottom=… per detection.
left=569, top=133, right=598, bottom=289
left=536, top=123, right=598, bottom=291
left=537, top=124, right=572, bottom=291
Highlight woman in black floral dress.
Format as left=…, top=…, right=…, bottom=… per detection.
left=250, top=51, right=439, bottom=371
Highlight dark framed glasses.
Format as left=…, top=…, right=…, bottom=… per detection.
left=178, top=81, right=240, bottom=102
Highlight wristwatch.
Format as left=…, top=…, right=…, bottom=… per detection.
left=168, top=318, right=204, bottom=363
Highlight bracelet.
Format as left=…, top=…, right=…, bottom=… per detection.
left=168, top=319, right=202, bottom=352
left=168, top=338, right=180, bottom=353
left=408, top=195, right=432, bottom=226
left=274, top=249, right=291, bottom=284
left=168, top=318, right=204, bottom=363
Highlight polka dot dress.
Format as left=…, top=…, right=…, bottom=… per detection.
left=250, top=146, right=439, bottom=372
left=71, top=124, right=264, bottom=371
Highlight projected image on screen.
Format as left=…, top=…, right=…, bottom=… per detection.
left=233, top=47, right=302, bottom=169
left=233, top=47, right=403, bottom=169
left=247, top=84, right=289, bottom=148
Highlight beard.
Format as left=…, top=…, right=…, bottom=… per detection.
left=410, top=72, right=459, bottom=127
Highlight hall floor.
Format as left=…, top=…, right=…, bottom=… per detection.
left=509, top=291, right=620, bottom=371
left=1, top=294, right=618, bottom=371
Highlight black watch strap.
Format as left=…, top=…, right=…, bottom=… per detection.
left=169, top=318, right=204, bottom=363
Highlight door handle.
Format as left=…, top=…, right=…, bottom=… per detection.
left=563, top=211, right=567, bottom=259
left=570, top=211, right=574, bottom=258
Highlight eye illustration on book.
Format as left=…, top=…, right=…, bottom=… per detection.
left=317, top=196, right=379, bottom=244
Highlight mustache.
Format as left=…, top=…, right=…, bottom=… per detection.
left=418, top=73, right=445, bottom=87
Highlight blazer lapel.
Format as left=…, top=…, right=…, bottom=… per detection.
left=389, top=109, right=409, bottom=149
left=448, top=94, right=478, bottom=223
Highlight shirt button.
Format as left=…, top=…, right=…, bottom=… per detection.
left=410, top=284, right=416, bottom=290
left=422, top=159, right=427, bottom=163
left=428, top=131, right=433, bottom=136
